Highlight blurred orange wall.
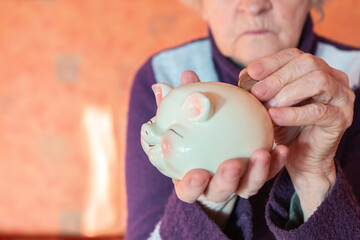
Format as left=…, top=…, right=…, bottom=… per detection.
left=0, top=0, right=359, bottom=237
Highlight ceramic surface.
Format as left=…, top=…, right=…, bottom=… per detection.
left=141, top=82, right=274, bottom=179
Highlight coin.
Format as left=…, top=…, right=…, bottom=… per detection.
left=238, top=72, right=259, bottom=92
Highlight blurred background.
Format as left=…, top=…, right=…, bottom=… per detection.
left=0, top=0, right=359, bottom=239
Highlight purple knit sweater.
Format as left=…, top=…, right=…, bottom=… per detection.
left=126, top=16, right=360, bottom=240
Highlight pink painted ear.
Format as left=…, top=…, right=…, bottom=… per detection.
left=152, top=83, right=173, bottom=106
left=181, top=92, right=213, bottom=121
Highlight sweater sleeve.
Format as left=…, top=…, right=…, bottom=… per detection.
left=125, top=58, right=236, bottom=240
left=125, top=58, right=173, bottom=240
left=265, top=87, right=360, bottom=240
left=159, top=190, right=231, bottom=240
left=266, top=165, right=360, bottom=239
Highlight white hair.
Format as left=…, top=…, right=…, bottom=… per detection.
left=311, top=0, right=327, bottom=19
left=311, top=0, right=326, bottom=10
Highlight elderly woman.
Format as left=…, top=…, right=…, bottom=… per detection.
left=126, top=0, right=360, bottom=239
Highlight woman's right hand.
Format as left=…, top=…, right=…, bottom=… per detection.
left=173, top=146, right=288, bottom=203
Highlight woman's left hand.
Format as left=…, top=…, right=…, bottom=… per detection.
left=245, top=48, right=355, bottom=221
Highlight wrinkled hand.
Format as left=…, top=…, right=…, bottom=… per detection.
left=246, top=48, right=355, bottom=220
left=172, top=71, right=288, bottom=206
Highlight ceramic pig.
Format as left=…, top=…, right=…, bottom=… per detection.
left=140, top=82, right=274, bottom=180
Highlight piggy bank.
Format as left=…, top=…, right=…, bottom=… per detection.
left=140, top=82, right=274, bottom=179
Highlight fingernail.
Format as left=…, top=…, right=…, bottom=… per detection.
left=222, top=167, right=241, bottom=181
left=266, top=98, right=276, bottom=108
left=251, top=82, right=268, bottom=98
left=248, top=62, right=264, bottom=76
left=190, top=175, right=206, bottom=188
left=268, top=108, right=282, bottom=122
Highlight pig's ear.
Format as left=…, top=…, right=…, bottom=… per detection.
left=152, top=83, right=173, bottom=106
left=181, top=92, right=213, bottom=121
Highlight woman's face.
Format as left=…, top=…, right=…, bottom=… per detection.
left=200, top=0, right=311, bottom=65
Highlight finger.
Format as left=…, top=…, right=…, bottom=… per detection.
left=268, top=103, right=353, bottom=129
left=273, top=124, right=302, bottom=146
left=251, top=52, right=332, bottom=102
left=267, top=145, right=289, bottom=180
left=331, top=67, right=350, bottom=86
left=236, top=149, right=271, bottom=199
left=264, top=70, right=341, bottom=108
left=173, top=169, right=210, bottom=203
left=203, top=158, right=245, bottom=203
left=247, top=48, right=303, bottom=80
left=181, top=70, right=200, bottom=85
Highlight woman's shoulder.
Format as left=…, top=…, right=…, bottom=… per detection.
left=138, top=37, right=219, bottom=87
left=315, top=35, right=360, bottom=90
left=152, top=37, right=211, bottom=59
left=315, top=35, right=360, bottom=51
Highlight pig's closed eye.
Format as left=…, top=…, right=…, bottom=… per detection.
left=170, top=129, right=183, bottom=138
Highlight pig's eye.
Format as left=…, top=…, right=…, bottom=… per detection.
left=169, top=129, right=183, bottom=138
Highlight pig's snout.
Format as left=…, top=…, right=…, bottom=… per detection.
left=141, top=123, right=166, bottom=172
left=141, top=123, right=161, bottom=148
